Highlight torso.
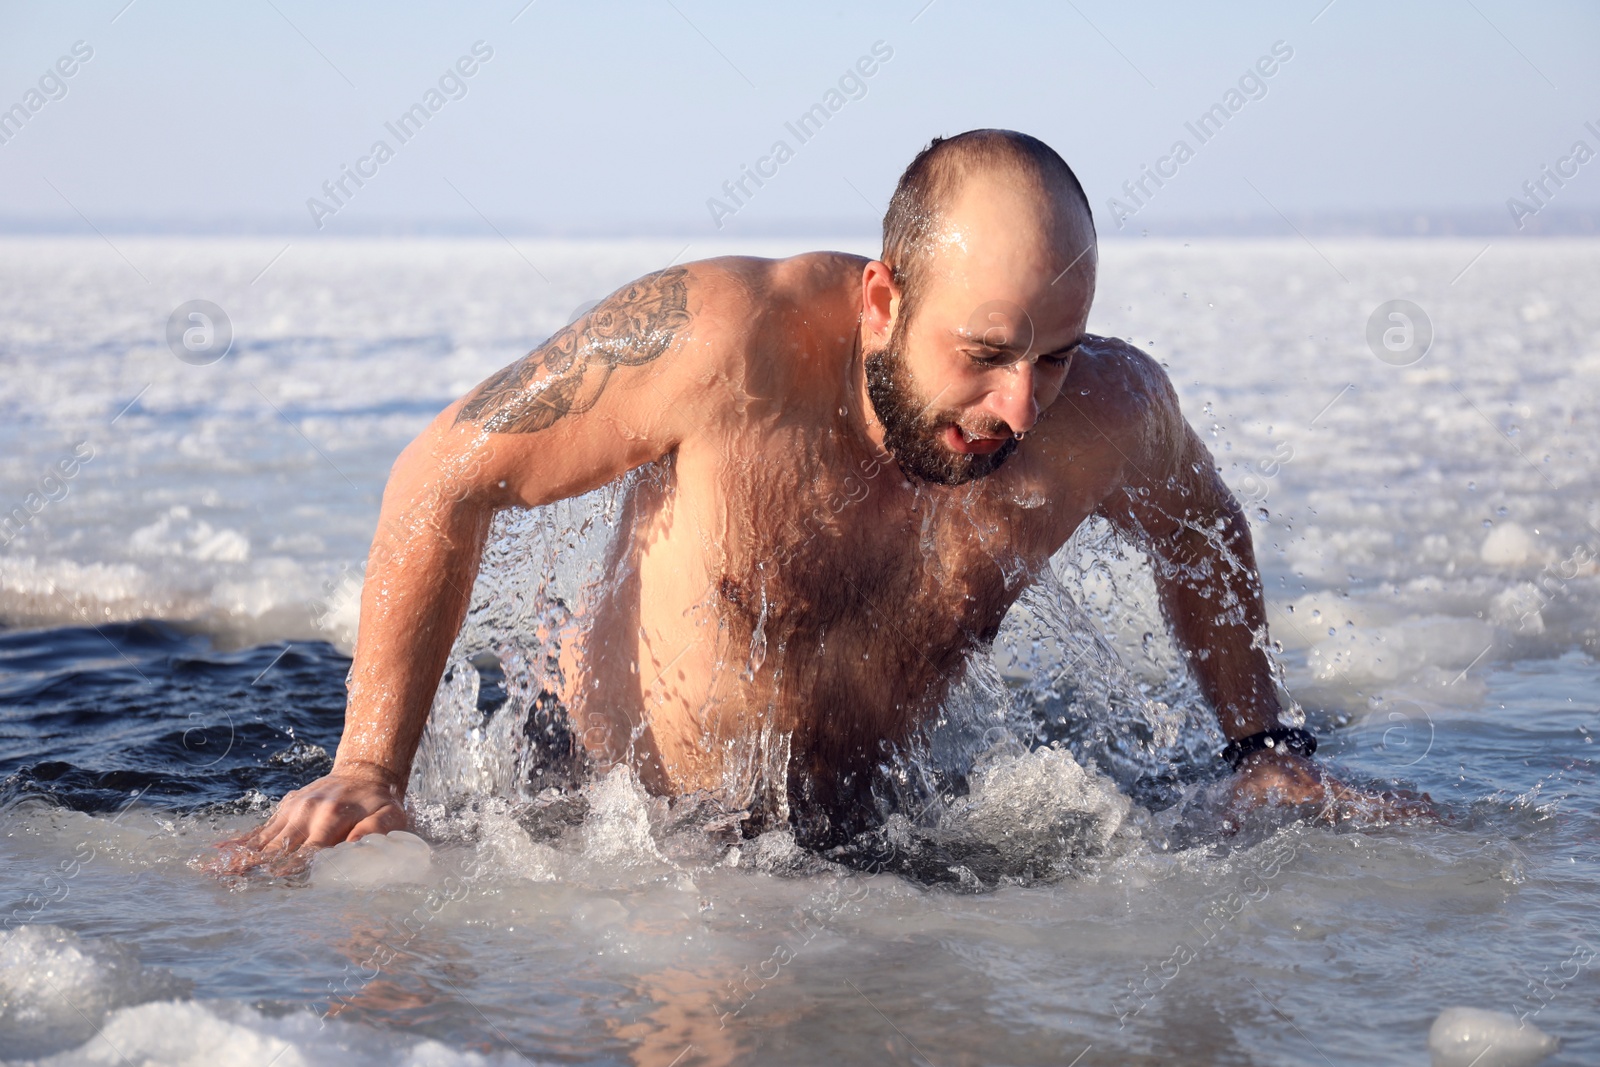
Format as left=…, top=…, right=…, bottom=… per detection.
left=564, top=253, right=1139, bottom=842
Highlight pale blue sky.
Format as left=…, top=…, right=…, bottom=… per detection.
left=1, top=0, right=1596, bottom=236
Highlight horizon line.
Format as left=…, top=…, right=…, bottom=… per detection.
left=0, top=206, right=1596, bottom=239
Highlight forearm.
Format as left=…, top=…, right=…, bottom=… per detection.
left=333, top=451, right=494, bottom=792
left=1153, top=504, right=1281, bottom=741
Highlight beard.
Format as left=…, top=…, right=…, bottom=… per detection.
left=863, top=320, right=1018, bottom=487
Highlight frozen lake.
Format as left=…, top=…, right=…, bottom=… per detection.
left=1, top=236, right=1597, bottom=1065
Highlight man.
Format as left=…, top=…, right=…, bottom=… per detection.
left=227, top=129, right=1407, bottom=861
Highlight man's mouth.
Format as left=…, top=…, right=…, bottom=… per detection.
left=944, top=423, right=1011, bottom=455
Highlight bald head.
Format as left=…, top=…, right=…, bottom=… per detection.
left=881, top=130, right=1095, bottom=319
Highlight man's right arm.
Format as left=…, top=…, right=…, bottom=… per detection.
left=219, top=264, right=723, bottom=860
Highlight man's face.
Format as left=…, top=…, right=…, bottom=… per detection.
left=864, top=196, right=1096, bottom=487
left=865, top=309, right=1019, bottom=485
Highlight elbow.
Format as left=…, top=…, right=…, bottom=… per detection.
left=382, top=419, right=500, bottom=521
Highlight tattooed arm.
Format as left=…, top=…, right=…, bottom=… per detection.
left=217, top=265, right=722, bottom=864
left=454, top=266, right=694, bottom=439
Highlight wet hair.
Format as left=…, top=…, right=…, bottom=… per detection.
left=881, top=129, right=1094, bottom=322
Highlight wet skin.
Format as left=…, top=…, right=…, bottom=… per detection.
left=219, top=186, right=1427, bottom=865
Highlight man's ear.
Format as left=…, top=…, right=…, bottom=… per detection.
left=861, top=260, right=900, bottom=345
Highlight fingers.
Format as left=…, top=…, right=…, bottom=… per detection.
left=207, top=801, right=297, bottom=876
left=348, top=805, right=408, bottom=842
left=205, top=805, right=317, bottom=878
left=1373, top=789, right=1438, bottom=821
left=256, top=803, right=315, bottom=853
left=213, top=782, right=309, bottom=851
left=210, top=814, right=351, bottom=879
left=262, top=845, right=320, bottom=879
left=203, top=773, right=415, bottom=881
left=211, top=830, right=257, bottom=851
left=213, top=810, right=282, bottom=852
left=1319, top=779, right=1437, bottom=824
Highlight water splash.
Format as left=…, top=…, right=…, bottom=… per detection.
left=397, top=471, right=1292, bottom=886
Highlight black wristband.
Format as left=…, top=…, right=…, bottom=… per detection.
left=1221, top=727, right=1317, bottom=770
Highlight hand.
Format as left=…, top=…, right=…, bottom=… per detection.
left=208, top=764, right=409, bottom=876
left=1228, top=748, right=1436, bottom=825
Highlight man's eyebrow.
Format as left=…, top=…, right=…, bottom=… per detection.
left=949, top=326, right=1028, bottom=353
left=952, top=328, right=1085, bottom=360
left=1038, top=335, right=1086, bottom=358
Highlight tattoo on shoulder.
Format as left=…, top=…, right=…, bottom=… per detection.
left=455, top=266, right=692, bottom=434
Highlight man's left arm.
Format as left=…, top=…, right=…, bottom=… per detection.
left=1085, top=346, right=1414, bottom=816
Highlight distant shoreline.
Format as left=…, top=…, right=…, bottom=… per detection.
left=0, top=207, right=1596, bottom=239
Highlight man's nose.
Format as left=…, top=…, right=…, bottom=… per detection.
left=989, top=362, right=1041, bottom=435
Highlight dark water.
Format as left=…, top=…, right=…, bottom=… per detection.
left=0, top=622, right=349, bottom=817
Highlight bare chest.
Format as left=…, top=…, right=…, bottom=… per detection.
left=695, top=436, right=1060, bottom=673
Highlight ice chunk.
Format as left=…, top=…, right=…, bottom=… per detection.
left=129, top=509, right=251, bottom=563
left=0, top=925, right=189, bottom=1060
left=32, top=999, right=536, bottom=1066
left=310, top=830, right=433, bottom=888
left=1428, top=1007, right=1557, bottom=1067
left=1481, top=523, right=1545, bottom=567
left=1307, top=615, right=1495, bottom=686
left=571, top=896, right=629, bottom=930
left=1488, top=583, right=1546, bottom=633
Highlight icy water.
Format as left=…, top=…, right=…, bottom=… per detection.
left=2, top=237, right=1599, bottom=1065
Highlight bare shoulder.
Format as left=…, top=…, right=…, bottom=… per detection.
left=615, top=249, right=861, bottom=332
left=1071, top=334, right=1178, bottom=411
left=768, top=250, right=872, bottom=294
left=624, top=252, right=863, bottom=354
left=451, top=257, right=760, bottom=435
left=671, top=251, right=865, bottom=305
left=1030, top=334, right=1196, bottom=502
left=701, top=251, right=867, bottom=400
left=446, top=250, right=859, bottom=447
left=1049, top=334, right=1185, bottom=467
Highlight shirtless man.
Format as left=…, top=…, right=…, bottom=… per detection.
left=228, top=129, right=1398, bottom=859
